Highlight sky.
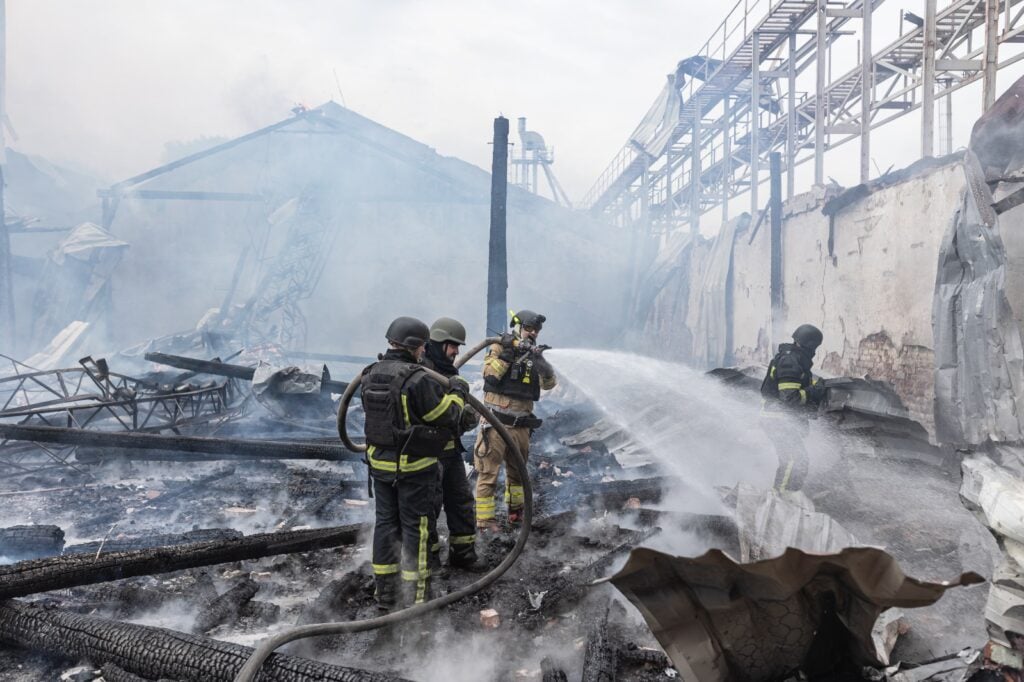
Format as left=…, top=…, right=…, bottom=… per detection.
left=7, top=1, right=1023, bottom=212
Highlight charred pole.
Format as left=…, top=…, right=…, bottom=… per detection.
left=0, top=423, right=364, bottom=461
left=144, top=351, right=348, bottom=392
left=487, top=116, right=509, bottom=337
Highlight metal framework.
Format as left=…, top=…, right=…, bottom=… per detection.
left=0, top=358, right=245, bottom=474
left=583, top=0, right=1024, bottom=234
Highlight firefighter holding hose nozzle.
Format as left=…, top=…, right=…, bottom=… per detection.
left=759, top=324, right=827, bottom=493
left=474, top=309, right=556, bottom=531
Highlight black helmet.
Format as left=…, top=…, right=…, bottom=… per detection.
left=385, top=316, right=429, bottom=349
left=429, top=317, right=466, bottom=345
left=792, top=324, right=823, bottom=351
left=511, top=309, right=546, bottom=331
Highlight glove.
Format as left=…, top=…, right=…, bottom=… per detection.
left=532, top=352, right=554, bottom=377
left=459, top=405, right=479, bottom=434
left=448, top=375, right=470, bottom=399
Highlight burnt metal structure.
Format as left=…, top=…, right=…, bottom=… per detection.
left=583, top=0, right=1024, bottom=235
left=0, top=357, right=246, bottom=474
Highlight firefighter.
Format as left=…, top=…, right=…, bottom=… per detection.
left=759, top=324, right=827, bottom=493
left=421, top=317, right=485, bottom=572
left=474, top=310, right=556, bottom=530
left=361, top=316, right=469, bottom=610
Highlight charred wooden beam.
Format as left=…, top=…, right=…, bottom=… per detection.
left=0, top=523, right=366, bottom=599
left=296, top=571, right=373, bottom=625
left=0, top=423, right=362, bottom=461
left=66, top=528, right=243, bottom=556
left=151, top=468, right=236, bottom=506
left=581, top=602, right=617, bottom=682
left=0, top=599, right=407, bottom=682
left=194, top=578, right=259, bottom=634
left=144, top=351, right=348, bottom=393
left=0, top=525, right=64, bottom=560
left=563, top=477, right=669, bottom=510
left=618, top=644, right=671, bottom=668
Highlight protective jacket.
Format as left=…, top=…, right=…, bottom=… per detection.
left=482, top=338, right=556, bottom=412
left=421, top=341, right=476, bottom=456
left=760, top=343, right=825, bottom=410
left=361, top=349, right=465, bottom=478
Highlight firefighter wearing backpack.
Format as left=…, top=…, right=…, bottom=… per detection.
left=759, top=324, right=827, bottom=492
left=360, top=316, right=469, bottom=610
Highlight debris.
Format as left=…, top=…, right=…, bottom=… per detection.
left=961, top=454, right=1024, bottom=647
left=59, top=665, right=99, bottom=681
left=581, top=601, right=617, bottom=682
left=193, top=577, right=260, bottom=634
left=870, top=608, right=906, bottom=666
left=609, top=546, right=983, bottom=682
left=540, top=657, right=568, bottom=682
left=223, top=506, right=258, bottom=516
left=480, top=608, right=501, bottom=628
left=0, top=600, right=408, bottom=681
left=623, top=496, right=641, bottom=510
left=0, top=523, right=365, bottom=599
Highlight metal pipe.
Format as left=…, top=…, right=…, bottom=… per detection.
left=922, top=0, right=937, bottom=157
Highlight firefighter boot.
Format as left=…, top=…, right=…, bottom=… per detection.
left=449, top=542, right=488, bottom=573
left=374, top=574, right=398, bottom=612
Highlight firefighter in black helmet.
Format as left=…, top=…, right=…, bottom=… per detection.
left=474, top=309, right=556, bottom=530
left=760, top=324, right=827, bottom=492
left=360, top=316, right=469, bottom=609
left=421, top=317, right=485, bottom=572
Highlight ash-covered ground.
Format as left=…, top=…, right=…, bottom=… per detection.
left=0, top=353, right=1001, bottom=682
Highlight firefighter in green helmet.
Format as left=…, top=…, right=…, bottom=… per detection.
left=759, top=324, right=827, bottom=492
left=421, top=317, right=486, bottom=572
left=473, top=310, right=556, bottom=530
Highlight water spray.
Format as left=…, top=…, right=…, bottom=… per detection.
left=233, top=364, right=531, bottom=682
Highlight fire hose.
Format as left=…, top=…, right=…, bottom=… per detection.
left=233, top=357, right=527, bottom=682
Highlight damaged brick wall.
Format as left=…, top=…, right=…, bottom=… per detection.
left=820, top=332, right=936, bottom=433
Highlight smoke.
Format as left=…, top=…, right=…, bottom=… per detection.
left=549, top=348, right=776, bottom=515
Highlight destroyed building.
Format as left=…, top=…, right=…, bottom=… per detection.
left=7, top=1, right=1024, bottom=681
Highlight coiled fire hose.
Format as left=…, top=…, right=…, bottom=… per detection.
left=233, top=360, right=528, bottom=682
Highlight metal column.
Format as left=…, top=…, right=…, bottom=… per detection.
left=860, top=0, right=872, bottom=183
left=751, top=31, right=761, bottom=215
left=0, top=0, right=11, bottom=354
left=984, top=0, right=1000, bottom=109
left=815, top=0, right=827, bottom=185
left=770, top=152, right=784, bottom=345
left=723, top=96, right=731, bottom=223
left=787, top=31, right=797, bottom=199
left=691, top=110, right=701, bottom=234
left=922, top=0, right=937, bottom=157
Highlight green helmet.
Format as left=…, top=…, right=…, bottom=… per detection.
left=510, top=309, right=546, bottom=331
left=429, top=317, right=466, bottom=345
left=385, top=316, right=429, bottom=349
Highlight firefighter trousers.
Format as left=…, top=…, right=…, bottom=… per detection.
left=762, top=416, right=810, bottom=492
left=429, top=456, right=477, bottom=561
left=473, top=425, right=531, bottom=524
left=370, top=468, right=438, bottom=604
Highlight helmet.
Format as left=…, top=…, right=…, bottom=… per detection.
left=792, top=324, right=823, bottom=351
left=429, top=317, right=466, bottom=345
left=385, top=316, right=430, bottom=349
left=510, top=309, right=546, bottom=331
